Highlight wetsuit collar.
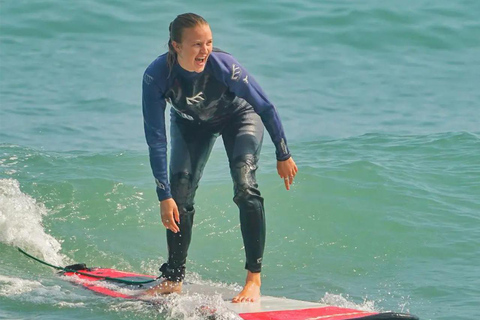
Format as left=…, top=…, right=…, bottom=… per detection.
left=174, top=62, right=204, bottom=79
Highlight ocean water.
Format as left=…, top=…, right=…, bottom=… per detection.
left=1, top=1, right=479, bottom=319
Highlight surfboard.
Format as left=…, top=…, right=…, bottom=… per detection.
left=17, top=249, right=419, bottom=320
left=61, top=266, right=419, bottom=320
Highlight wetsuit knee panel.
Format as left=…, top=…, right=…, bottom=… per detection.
left=230, top=154, right=258, bottom=188
left=170, top=171, right=195, bottom=206
left=171, top=171, right=193, bottom=186
left=230, top=154, right=263, bottom=206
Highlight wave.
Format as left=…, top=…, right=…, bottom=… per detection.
left=0, top=178, right=66, bottom=266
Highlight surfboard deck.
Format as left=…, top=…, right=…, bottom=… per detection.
left=61, top=267, right=419, bottom=320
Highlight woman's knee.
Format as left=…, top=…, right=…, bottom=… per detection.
left=170, top=171, right=195, bottom=207
left=230, top=155, right=263, bottom=207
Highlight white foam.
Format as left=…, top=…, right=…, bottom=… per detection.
left=55, top=301, right=86, bottom=308
left=0, top=275, right=43, bottom=296
left=153, top=293, right=241, bottom=320
left=0, top=274, right=88, bottom=306
left=0, top=178, right=66, bottom=266
left=147, top=274, right=242, bottom=319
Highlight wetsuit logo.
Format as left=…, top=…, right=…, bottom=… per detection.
left=143, top=73, right=154, bottom=85
left=186, top=92, right=205, bottom=105
left=155, top=179, right=166, bottom=190
left=280, top=139, right=288, bottom=155
left=231, top=64, right=242, bottom=81
left=243, top=75, right=249, bottom=84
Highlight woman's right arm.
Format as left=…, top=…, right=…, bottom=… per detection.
left=142, top=68, right=172, bottom=202
left=142, top=60, right=181, bottom=231
left=143, top=68, right=181, bottom=232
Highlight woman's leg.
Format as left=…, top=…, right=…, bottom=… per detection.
left=162, top=116, right=218, bottom=282
left=222, top=108, right=265, bottom=302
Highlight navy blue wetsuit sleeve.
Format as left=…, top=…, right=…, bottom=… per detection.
left=210, top=53, right=291, bottom=161
left=142, top=66, right=171, bottom=201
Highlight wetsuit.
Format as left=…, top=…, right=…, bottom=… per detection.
left=142, top=48, right=291, bottom=281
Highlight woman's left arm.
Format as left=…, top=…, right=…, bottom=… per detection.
left=211, top=52, right=298, bottom=188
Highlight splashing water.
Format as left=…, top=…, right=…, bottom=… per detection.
left=0, top=178, right=65, bottom=266
left=320, top=292, right=376, bottom=312
left=0, top=275, right=43, bottom=296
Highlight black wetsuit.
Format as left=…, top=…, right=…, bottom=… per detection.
left=142, top=49, right=291, bottom=281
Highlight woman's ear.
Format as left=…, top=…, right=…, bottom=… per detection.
left=172, top=41, right=181, bottom=54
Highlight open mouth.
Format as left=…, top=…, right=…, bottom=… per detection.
left=195, top=56, right=207, bottom=63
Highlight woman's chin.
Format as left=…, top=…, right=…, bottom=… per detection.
left=193, top=65, right=206, bottom=73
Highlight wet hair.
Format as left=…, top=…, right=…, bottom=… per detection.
left=167, top=13, right=209, bottom=71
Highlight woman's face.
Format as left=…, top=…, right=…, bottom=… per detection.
left=173, top=24, right=213, bottom=73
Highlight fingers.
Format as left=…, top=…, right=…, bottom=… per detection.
left=278, top=157, right=298, bottom=190
left=162, top=215, right=180, bottom=233
left=160, top=199, right=180, bottom=233
left=173, top=206, right=180, bottom=224
left=283, top=174, right=294, bottom=190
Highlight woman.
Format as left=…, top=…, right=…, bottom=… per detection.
left=142, top=13, right=297, bottom=303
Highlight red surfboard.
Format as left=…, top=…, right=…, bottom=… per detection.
left=61, top=266, right=419, bottom=320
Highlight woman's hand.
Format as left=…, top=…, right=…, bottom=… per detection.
left=160, top=198, right=180, bottom=233
left=277, top=157, right=298, bottom=190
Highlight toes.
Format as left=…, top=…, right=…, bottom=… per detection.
left=232, top=295, right=246, bottom=303
left=232, top=291, right=259, bottom=303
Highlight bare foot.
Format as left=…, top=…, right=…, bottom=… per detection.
left=142, top=279, right=182, bottom=296
left=232, top=271, right=261, bottom=303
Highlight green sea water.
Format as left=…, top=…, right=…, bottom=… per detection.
left=1, top=1, right=479, bottom=319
